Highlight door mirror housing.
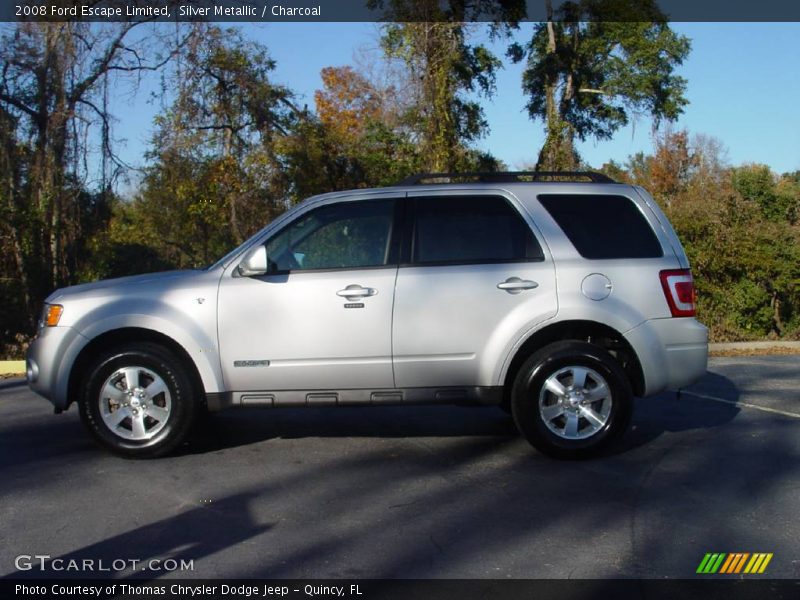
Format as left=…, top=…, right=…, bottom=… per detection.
left=236, top=245, right=269, bottom=277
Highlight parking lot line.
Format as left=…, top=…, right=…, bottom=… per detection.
left=677, top=389, right=800, bottom=420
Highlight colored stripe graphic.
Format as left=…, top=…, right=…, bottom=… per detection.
left=733, top=553, right=750, bottom=573
left=744, top=553, right=774, bottom=574
left=696, top=553, right=713, bottom=573
left=698, top=552, right=773, bottom=574
left=759, top=553, right=774, bottom=573
left=720, top=553, right=750, bottom=573
left=697, top=553, right=727, bottom=573
left=720, top=554, right=736, bottom=573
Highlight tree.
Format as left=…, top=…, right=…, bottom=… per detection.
left=378, top=1, right=503, bottom=171
left=509, top=0, right=690, bottom=170
left=731, top=164, right=798, bottom=223
left=314, top=66, right=387, bottom=147
left=304, top=64, right=422, bottom=190
left=159, top=24, right=297, bottom=244
left=604, top=130, right=800, bottom=341
left=648, top=129, right=698, bottom=207
left=0, top=21, right=186, bottom=328
left=776, top=172, right=800, bottom=225
left=126, top=24, right=300, bottom=269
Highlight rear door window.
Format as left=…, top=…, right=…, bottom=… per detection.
left=410, top=195, right=543, bottom=265
left=538, top=194, right=663, bottom=259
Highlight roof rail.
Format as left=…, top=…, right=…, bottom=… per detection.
left=396, top=171, right=616, bottom=185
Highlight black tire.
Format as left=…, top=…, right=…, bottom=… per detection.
left=79, top=342, right=197, bottom=458
left=511, top=340, right=633, bottom=459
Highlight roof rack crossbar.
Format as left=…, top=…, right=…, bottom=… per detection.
left=396, top=171, right=616, bottom=185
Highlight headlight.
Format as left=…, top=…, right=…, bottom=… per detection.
left=40, top=304, right=64, bottom=328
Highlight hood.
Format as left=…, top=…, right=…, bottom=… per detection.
left=47, top=270, right=202, bottom=302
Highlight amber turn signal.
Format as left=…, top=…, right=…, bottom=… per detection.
left=45, top=304, right=63, bottom=327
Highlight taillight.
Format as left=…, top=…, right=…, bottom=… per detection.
left=659, top=269, right=696, bottom=317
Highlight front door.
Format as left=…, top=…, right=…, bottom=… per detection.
left=218, top=196, right=400, bottom=392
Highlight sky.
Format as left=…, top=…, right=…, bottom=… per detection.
left=112, top=21, right=800, bottom=186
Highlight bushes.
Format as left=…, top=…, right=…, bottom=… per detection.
left=622, top=131, right=800, bottom=341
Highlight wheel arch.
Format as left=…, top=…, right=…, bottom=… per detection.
left=501, top=320, right=645, bottom=405
left=67, top=327, right=207, bottom=410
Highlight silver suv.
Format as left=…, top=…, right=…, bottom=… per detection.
left=26, top=172, right=708, bottom=459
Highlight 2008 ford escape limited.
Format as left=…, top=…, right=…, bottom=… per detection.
left=27, top=171, right=708, bottom=459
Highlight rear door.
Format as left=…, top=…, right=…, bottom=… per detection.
left=392, top=191, right=558, bottom=388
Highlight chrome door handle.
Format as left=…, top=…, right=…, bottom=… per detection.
left=497, top=277, right=539, bottom=294
left=337, top=285, right=377, bottom=299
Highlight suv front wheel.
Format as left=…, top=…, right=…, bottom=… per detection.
left=511, top=341, right=633, bottom=459
left=79, top=343, right=197, bottom=458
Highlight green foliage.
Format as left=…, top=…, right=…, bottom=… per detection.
left=728, top=279, right=773, bottom=333
left=598, top=159, right=630, bottom=183
left=629, top=132, right=800, bottom=341
left=127, top=25, right=299, bottom=269
left=1, top=19, right=797, bottom=354
left=130, top=154, right=240, bottom=268
left=731, top=164, right=798, bottom=223
left=0, top=273, right=30, bottom=359
left=381, top=16, right=502, bottom=171
left=357, top=122, right=424, bottom=185
left=510, top=0, right=690, bottom=169
left=273, top=117, right=418, bottom=198
left=0, top=21, right=193, bottom=350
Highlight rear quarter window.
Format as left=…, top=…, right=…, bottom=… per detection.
left=538, top=194, right=663, bottom=259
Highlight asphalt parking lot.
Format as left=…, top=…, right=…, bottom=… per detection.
left=1, top=356, right=798, bottom=580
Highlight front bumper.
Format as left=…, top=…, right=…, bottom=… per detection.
left=624, top=317, right=708, bottom=396
left=26, top=326, right=88, bottom=411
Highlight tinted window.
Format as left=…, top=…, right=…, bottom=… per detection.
left=412, top=195, right=543, bottom=265
left=538, top=194, right=663, bottom=259
left=265, top=199, right=394, bottom=272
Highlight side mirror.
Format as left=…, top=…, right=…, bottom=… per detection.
left=236, top=245, right=268, bottom=277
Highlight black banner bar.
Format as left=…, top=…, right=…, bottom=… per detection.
left=4, top=579, right=800, bottom=600
left=2, top=0, right=800, bottom=23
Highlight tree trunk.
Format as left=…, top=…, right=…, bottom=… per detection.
left=536, top=2, right=579, bottom=171
left=0, top=115, right=35, bottom=328
left=771, top=292, right=783, bottom=335
left=420, top=22, right=460, bottom=172
left=222, top=129, right=243, bottom=245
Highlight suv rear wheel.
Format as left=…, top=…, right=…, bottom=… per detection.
left=79, top=343, right=197, bottom=458
left=511, top=341, right=632, bottom=459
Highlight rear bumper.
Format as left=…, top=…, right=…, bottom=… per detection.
left=624, top=317, right=708, bottom=396
left=26, top=326, right=88, bottom=410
